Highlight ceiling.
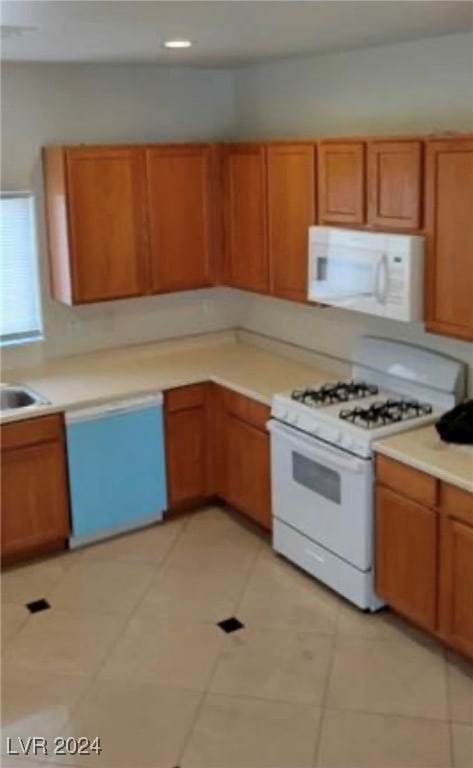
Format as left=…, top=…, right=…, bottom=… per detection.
left=1, top=0, right=472, bottom=67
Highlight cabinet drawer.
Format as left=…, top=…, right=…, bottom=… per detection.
left=2, top=414, right=63, bottom=451
left=165, top=383, right=207, bottom=413
left=440, top=483, right=473, bottom=526
left=222, top=388, right=270, bottom=431
left=376, top=455, right=437, bottom=507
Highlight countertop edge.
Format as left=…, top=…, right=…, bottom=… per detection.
left=0, top=373, right=272, bottom=425
left=374, top=441, right=473, bottom=495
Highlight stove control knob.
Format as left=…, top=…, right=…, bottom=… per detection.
left=277, top=407, right=288, bottom=420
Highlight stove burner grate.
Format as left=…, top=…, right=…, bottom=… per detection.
left=339, top=399, right=433, bottom=429
left=291, top=380, right=378, bottom=407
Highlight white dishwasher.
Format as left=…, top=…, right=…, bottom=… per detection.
left=65, top=393, right=167, bottom=547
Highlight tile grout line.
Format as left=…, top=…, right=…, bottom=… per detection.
left=444, top=649, right=457, bottom=768
left=25, top=517, right=194, bottom=768
left=315, top=702, right=460, bottom=725
left=175, top=516, right=267, bottom=767
left=311, top=602, right=342, bottom=768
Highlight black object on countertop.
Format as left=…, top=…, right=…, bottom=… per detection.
left=435, top=400, right=473, bottom=445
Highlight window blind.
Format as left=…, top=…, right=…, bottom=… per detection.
left=0, top=193, right=42, bottom=343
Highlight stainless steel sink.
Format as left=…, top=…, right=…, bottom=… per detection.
left=0, top=385, right=50, bottom=412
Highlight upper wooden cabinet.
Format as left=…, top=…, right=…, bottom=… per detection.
left=223, top=144, right=269, bottom=293
left=44, top=143, right=222, bottom=305
left=44, top=146, right=148, bottom=304
left=318, top=141, right=365, bottom=225
left=267, top=144, right=316, bottom=302
left=367, top=140, right=423, bottom=230
left=1, top=414, right=70, bottom=563
left=425, top=138, right=473, bottom=341
left=145, top=144, right=219, bottom=293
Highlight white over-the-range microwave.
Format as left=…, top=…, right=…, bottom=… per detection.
left=308, top=226, right=424, bottom=322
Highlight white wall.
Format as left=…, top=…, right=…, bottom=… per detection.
left=231, top=32, right=473, bottom=393
left=1, top=62, right=236, bottom=366
left=3, top=34, right=473, bottom=382
left=233, top=32, right=473, bottom=137
left=1, top=62, right=235, bottom=189
left=231, top=291, right=473, bottom=396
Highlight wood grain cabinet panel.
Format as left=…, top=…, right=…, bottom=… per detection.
left=425, top=138, right=473, bottom=340
left=224, top=412, right=271, bottom=530
left=375, top=485, right=438, bottom=632
left=376, top=454, right=437, bottom=508
left=64, top=146, right=148, bottom=303
left=223, top=144, right=269, bottom=293
left=1, top=415, right=70, bottom=562
left=439, top=515, right=473, bottom=658
left=164, top=385, right=211, bottom=509
left=318, top=142, right=365, bottom=225
left=145, top=145, right=217, bottom=292
left=267, top=144, right=316, bottom=301
left=368, top=140, right=422, bottom=230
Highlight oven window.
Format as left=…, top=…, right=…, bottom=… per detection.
left=292, top=452, right=341, bottom=504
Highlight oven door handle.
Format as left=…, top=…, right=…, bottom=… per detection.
left=267, top=419, right=370, bottom=474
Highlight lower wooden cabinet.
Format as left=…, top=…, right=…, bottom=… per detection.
left=223, top=412, right=271, bottom=531
left=438, top=485, right=473, bottom=658
left=375, top=455, right=473, bottom=659
left=376, top=485, right=437, bottom=632
left=1, top=414, right=70, bottom=563
left=218, top=388, right=271, bottom=530
left=164, top=384, right=211, bottom=509
left=164, top=383, right=271, bottom=529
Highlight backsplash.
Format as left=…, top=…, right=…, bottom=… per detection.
left=231, top=290, right=473, bottom=398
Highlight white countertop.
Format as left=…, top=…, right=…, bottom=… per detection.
left=4, top=331, right=472, bottom=494
left=1, top=331, right=333, bottom=423
left=374, top=425, right=473, bottom=494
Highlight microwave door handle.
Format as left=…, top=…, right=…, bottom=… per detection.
left=374, top=254, right=388, bottom=304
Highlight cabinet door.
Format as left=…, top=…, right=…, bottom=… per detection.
left=1, top=418, right=69, bottom=559
left=368, top=141, right=422, bottom=230
left=165, top=386, right=209, bottom=507
left=224, top=145, right=269, bottom=293
left=66, top=147, right=148, bottom=303
left=425, top=139, right=473, bottom=341
left=267, top=144, right=316, bottom=301
left=146, top=145, right=217, bottom=292
left=318, top=142, right=365, bottom=225
left=439, top=484, right=473, bottom=658
left=439, top=516, right=473, bottom=658
left=376, top=485, right=437, bottom=632
left=224, top=413, right=271, bottom=530
left=208, top=384, right=226, bottom=499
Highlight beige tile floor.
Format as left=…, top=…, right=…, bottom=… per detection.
left=1, top=506, right=472, bottom=768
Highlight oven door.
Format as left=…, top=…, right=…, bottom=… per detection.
left=268, top=419, right=373, bottom=571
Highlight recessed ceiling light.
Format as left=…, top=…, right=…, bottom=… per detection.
left=163, top=39, right=193, bottom=49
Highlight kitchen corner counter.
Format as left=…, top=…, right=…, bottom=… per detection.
left=1, top=332, right=337, bottom=424
left=374, top=425, right=473, bottom=494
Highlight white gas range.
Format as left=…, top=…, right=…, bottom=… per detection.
left=268, top=337, right=465, bottom=611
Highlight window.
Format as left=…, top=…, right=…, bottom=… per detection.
left=0, top=192, right=43, bottom=344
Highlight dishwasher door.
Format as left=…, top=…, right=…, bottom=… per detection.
left=65, top=394, right=167, bottom=547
